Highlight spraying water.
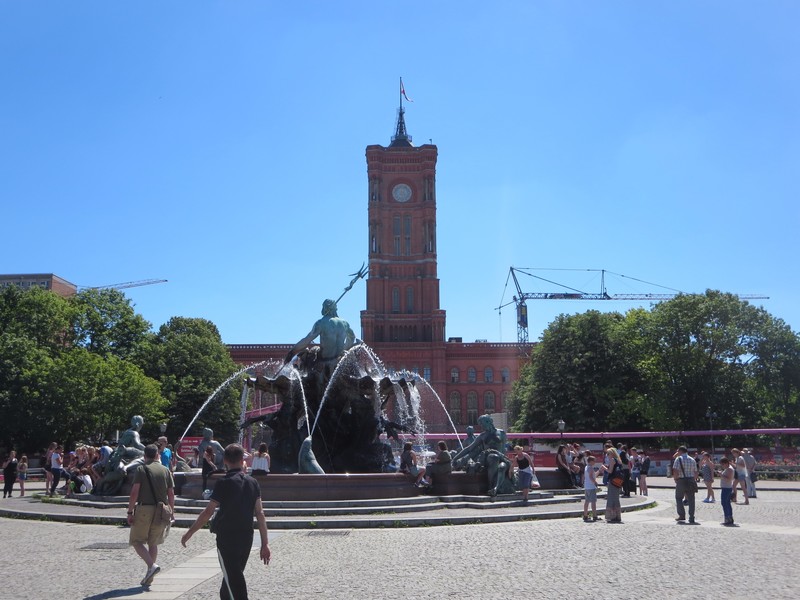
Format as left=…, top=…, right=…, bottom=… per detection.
left=179, top=360, right=270, bottom=444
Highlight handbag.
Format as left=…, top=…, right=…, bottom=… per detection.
left=609, top=462, right=624, bottom=488
left=142, top=464, right=173, bottom=525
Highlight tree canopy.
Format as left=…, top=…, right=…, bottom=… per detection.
left=0, top=287, right=242, bottom=453
left=512, top=291, right=800, bottom=435
left=141, top=317, right=242, bottom=444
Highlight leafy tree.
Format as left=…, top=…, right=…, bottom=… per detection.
left=511, top=291, right=800, bottom=437
left=71, top=288, right=152, bottom=359
left=0, top=286, right=165, bottom=452
left=513, top=310, right=642, bottom=433
left=0, top=285, right=75, bottom=352
left=142, top=317, right=242, bottom=444
left=40, top=348, right=166, bottom=448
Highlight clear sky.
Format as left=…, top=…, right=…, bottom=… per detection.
left=2, top=1, right=798, bottom=345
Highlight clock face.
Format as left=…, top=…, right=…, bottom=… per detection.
left=392, top=183, right=412, bottom=203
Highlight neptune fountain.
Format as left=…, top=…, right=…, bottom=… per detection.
left=242, top=297, right=421, bottom=475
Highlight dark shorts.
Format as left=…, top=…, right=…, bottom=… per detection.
left=518, top=469, right=533, bottom=489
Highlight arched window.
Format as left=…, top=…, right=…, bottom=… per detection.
left=423, top=366, right=431, bottom=381
left=467, top=367, right=477, bottom=383
left=501, top=391, right=511, bottom=412
left=406, top=286, right=414, bottom=313
left=450, top=367, right=459, bottom=383
left=501, top=367, right=510, bottom=383
left=392, top=287, right=400, bottom=313
left=467, top=391, right=478, bottom=426
left=484, top=367, right=493, bottom=383
left=484, top=391, right=495, bottom=412
left=449, top=391, right=462, bottom=425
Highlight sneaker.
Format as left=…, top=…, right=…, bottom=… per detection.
left=689, top=518, right=696, bottom=524
left=583, top=517, right=591, bottom=522
left=141, top=564, right=160, bottom=586
left=593, top=516, right=603, bottom=521
left=676, top=517, right=686, bottom=522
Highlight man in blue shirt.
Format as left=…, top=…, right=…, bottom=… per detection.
left=157, top=437, right=172, bottom=470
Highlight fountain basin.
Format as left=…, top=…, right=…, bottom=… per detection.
left=175, top=468, right=571, bottom=501
left=177, top=471, right=426, bottom=502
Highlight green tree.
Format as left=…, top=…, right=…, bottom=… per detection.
left=513, top=310, right=642, bottom=433
left=642, top=291, right=781, bottom=430
left=40, top=348, right=166, bottom=448
left=511, top=291, right=800, bottom=436
left=71, top=288, right=152, bottom=359
left=0, top=286, right=165, bottom=452
left=143, top=317, right=242, bottom=444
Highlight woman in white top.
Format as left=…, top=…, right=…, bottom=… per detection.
left=251, top=443, right=270, bottom=476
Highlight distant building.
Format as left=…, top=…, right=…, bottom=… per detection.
left=228, top=106, right=531, bottom=432
left=0, top=273, right=77, bottom=297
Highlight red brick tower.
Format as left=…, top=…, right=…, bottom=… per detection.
left=360, top=106, right=446, bottom=346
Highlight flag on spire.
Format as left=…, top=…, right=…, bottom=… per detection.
left=400, top=77, right=413, bottom=103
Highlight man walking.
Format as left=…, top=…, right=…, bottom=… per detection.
left=127, top=444, right=174, bottom=587
left=182, top=443, right=271, bottom=600
left=743, top=448, right=757, bottom=498
left=672, top=445, right=699, bottom=524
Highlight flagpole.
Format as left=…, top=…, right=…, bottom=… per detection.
left=399, top=76, right=403, bottom=110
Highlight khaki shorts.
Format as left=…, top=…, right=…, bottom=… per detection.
left=129, top=504, right=169, bottom=546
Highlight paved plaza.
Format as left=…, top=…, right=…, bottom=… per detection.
left=0, top=483, right=798, bottom=600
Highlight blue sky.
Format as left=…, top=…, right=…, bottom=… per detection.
left=2, top=1, right=798, bottom=345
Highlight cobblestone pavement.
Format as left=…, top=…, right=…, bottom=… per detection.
left=0, top=486, right=798, bottom=600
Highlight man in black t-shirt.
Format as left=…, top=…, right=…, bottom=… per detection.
left=182, top=444, right=270, bottom=600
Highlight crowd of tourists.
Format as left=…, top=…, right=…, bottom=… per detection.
left=498, top=438, right=762, bottom=527
left=40, top=440, right=117, bottom=497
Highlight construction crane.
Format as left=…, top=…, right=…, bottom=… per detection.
left=83, top=279, right=168, bottom=291
left=498, top=267, right=769, bottom=345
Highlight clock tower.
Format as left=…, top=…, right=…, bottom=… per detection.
left=360, top=106, right=446, bottom=346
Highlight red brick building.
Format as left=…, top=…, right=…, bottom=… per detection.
left=228, top=107, right=528, bottom=431
left=0, top=273, right=77, bottom=297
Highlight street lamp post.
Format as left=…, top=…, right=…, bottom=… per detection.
left=557, top=419, right=565, bottom=441
left=706, top=409, right=717, bottom=459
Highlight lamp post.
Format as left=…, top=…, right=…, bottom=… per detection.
left=706, top=409, right=717, bottom=459
left=557, top=419, right=565, bottom=441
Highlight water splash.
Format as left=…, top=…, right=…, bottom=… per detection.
left=179, top=360, right=271, bottom=444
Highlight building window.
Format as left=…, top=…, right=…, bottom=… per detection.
left=393, top=216, right=401, bottom=255
left=404, top=215, right=411, bottom=256
left=501, top=367, right=510, bottom=383
left=450, top=367, right=459, bottom=383
left=501, top=391, right=511, bottom=412
left=484, top=367, right=493, bottom=383
left=467, top=367, right=477, bottom=383
left=423, top=366, right=431, bottom=381
left=467, top=391, right=478, bottom=426
left=392, top=287, right=400, bottom=313
left=406, top=286, right=414, bottom=314
left=449, top=391, right=462, bottom=425
left=484, top=391, right=495, bottom=412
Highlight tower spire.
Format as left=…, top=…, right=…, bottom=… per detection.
left=390, top=106, right=412, bottom=147
left=390, top=77, right=414, bottom=147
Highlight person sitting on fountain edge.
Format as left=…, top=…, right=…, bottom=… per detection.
left=284, top=299, right=357, bottom=367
